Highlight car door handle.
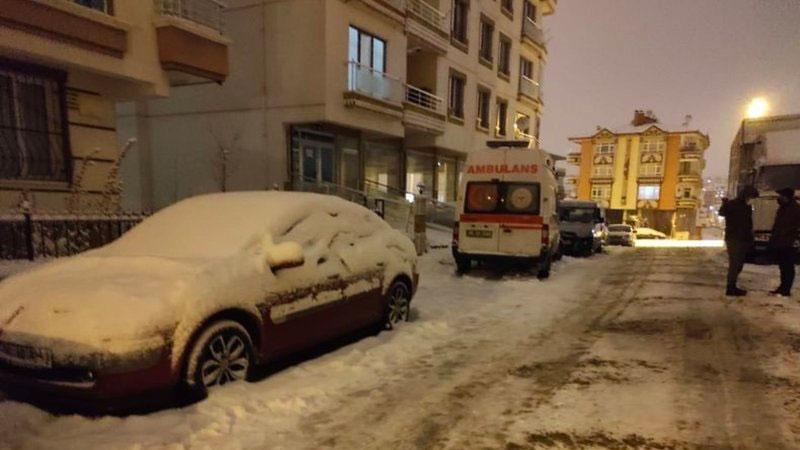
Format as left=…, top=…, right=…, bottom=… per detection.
left=327, top=274, right=341, bottom=280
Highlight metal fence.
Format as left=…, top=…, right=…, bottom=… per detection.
left=0, top=214, right=146, bottom=260
left=291, top=176, right=456, bottom=235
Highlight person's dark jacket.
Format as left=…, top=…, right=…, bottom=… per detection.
left=770, top=198, right=800, bottom=249
left=719, top=197, right=754, bottom=244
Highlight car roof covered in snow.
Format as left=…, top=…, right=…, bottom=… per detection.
left=98, top=192, right=387, bottom=259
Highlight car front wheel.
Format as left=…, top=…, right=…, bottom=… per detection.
left=185, top=320, right=254, bottom=394
left=384, top=280, right=411, bottom=329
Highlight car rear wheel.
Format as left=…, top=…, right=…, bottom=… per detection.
left=384, top=280, right=411, bottom=330
left=185, top=320, right=254, bottom=394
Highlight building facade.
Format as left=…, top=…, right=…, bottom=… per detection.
left=0, top=0, right=230, bottom=212
left=118, top=0, right=556, bottom=212
left=567, top=110, right=709, bottom=239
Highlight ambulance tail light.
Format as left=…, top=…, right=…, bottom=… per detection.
left=541, top=224, right=549, bottom=246
left=452, top=222, right=460, bottom=246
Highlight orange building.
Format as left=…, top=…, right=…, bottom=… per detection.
left=566, top=110, right=709, bottom=238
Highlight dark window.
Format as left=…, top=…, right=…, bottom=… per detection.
left=451, top=0, right=469, bottom=44
left=0, top=62, right=69, bottom=182
left=523, top=0, right=537, bottom=21
left=498, top=35, right=511, bottom=75
left=520, top=57, right=533, bottom=78
left=495, top=99, right=508, bottom=136
left=348, top=26, right=386, bottom=72
left=479, top=17, right=494, bottom=62
left=73, top=0, right=112, bottom=14
left=477, top=87, right=491, bottom=129
left=501, top=0, right=513, bottom=14
left=448, top=72, right=466, bottom=119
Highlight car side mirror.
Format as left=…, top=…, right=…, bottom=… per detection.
left=265, top=241, right=305, bottom=271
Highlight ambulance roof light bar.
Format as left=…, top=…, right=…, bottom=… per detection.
left=486, top=140, right=531, bottom=149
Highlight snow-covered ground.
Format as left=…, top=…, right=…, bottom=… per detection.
left=2, top=232, right=800, bottom=449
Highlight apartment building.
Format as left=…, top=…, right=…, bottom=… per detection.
left=567, top=110, right=709, bottom=238
left=0, top=0, right=230, bottom=212
left=119, top=0, right=556, bottom=212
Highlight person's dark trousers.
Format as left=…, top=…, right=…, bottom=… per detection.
left=726, top=241, right=750, bottom=289
left=774, top=246, right=796, bottom=295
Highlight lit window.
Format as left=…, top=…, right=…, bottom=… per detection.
left=638, top=185, right=661, bottom=200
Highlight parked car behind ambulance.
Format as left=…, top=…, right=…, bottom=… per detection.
left=558, top=200, right=608, bottom=256
left=451, top=141, right=560, bottom=278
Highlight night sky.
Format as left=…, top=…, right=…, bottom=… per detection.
left=540, top=0, right=800, bottom=177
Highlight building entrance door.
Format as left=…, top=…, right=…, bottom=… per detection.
left=293, top=129, right=336, bottom=185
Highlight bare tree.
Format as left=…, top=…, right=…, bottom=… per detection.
left=209, top=127, right=241, bottom=193
left=98, top=138, right=137, bottom=213
left=67, top=148, right=100, bottom=213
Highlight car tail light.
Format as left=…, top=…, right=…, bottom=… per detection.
left=452, top=222, right=460, bottom=245
left=541, top=224, right=549, bottom=245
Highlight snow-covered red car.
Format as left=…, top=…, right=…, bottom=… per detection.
left=0, top=192, right=418, bottom=409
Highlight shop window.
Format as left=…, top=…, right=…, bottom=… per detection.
left=406, top=151, right=435, bottom=196
left=436, top=157, right=458, bottom=202
left=364, top=140, right=401, bottom=191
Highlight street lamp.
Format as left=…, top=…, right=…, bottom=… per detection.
left=746, top=97, right=769, bottom=119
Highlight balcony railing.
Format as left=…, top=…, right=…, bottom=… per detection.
left=72, top=0, right=112, bottom=14
left=405, top=85, right=444, bottom=115
left=155, top=0, right=226, bottom=33
left=519, top=75, right=540, bottom=101
left=522, top=17, right=545, bottom=49
left=407, top=0, right=446, bottom=32
left=347, top=61, right=404, bottom=105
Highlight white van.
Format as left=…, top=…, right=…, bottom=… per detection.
left=451, top=141, right=561, bottom=278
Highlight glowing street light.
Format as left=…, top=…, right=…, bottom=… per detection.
left=746, top=97, right=769, bottom=119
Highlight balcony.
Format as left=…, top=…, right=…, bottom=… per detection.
left=0, top=0, right=127, bottom=57
left=521, top=17, right=546, bottom=54
left=359, top=0, right=406, bottom=24
left=680, top=145, right=703, bottom=162
left=154, top=0, right=230, bottom=85
left=676, top=197, right=699, bottom=208
left=405, top=0, right=449, bottom=54
left=518, top=75, right=541, bottom=105
left=678, top=172, right=702, bottom=182
left=344, top=61, right=404, bottom=118
left=567, top=152, right=581, bottom=165
left=403, top=85, right=445, bottom=134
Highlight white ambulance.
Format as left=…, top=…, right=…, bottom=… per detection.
left=451, top=141, right=561, bottom=278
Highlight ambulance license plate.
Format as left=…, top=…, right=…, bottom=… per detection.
left=466, top=229, right=493, bottom=238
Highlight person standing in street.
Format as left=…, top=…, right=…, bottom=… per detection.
left=719, top=186, right=759, bottom=296
left=769, top=187, right=800, bottom=297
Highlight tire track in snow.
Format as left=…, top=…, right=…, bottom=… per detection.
left=294, top=250, right=655, bottom=449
